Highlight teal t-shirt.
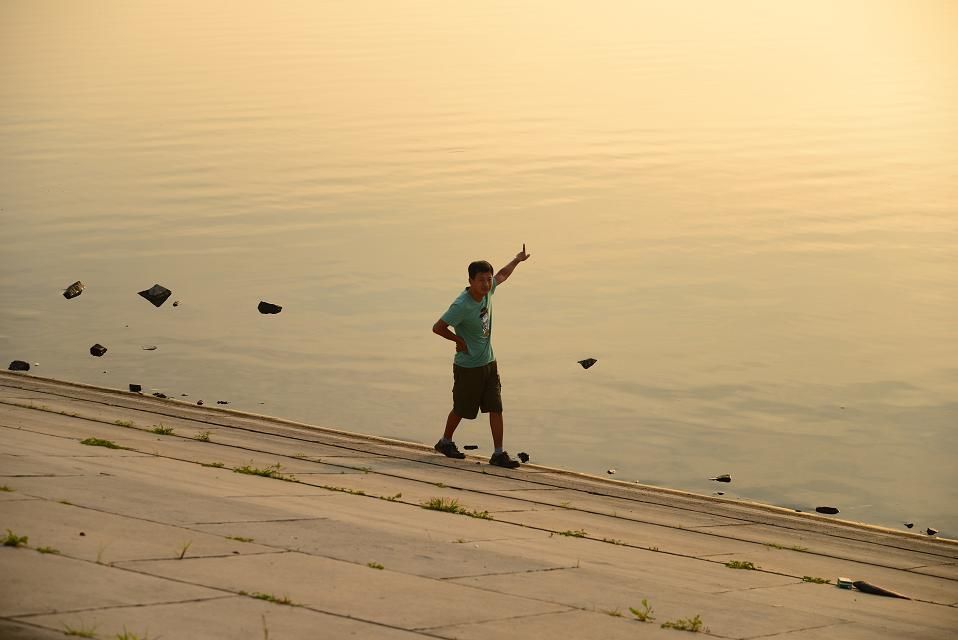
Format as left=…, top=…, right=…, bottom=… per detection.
left=441, top=280, right=496, bottom=368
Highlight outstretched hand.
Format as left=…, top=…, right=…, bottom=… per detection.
left=515, top=243, right=531, bottom=262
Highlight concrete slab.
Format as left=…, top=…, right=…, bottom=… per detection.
left=0, top=499, right=277, bottom=563
left=0, top=619, right=69, bottom=640
left=119, top=551, right=571, bottom=629
left=428, top=608, right=678, bottom=639
left=449, top=562, right=844, bottom=639
left=193, top=516, right=562, bottom=579
left=0, top=548, right=223, bottom=617
left=23, top=595, right=432, bottom=640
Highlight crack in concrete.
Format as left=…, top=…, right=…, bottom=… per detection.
left=438, top=564, right=579, bottom=581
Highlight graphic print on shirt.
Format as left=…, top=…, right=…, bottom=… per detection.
left=479, top=306, right=490, bottom=337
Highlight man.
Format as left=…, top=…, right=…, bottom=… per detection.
left=432, top=245, right=531, bottom=468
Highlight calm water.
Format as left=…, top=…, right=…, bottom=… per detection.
left=2, top=1, right=956, bottom=535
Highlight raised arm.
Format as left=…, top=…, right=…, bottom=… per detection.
left=494, top=243, right=531, bottom=285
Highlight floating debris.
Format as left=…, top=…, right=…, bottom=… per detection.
left=715, top=491, right=725, bottom=495
left=926, top=528, right=938, bottom=536
left=577, top=358, right=597, bottom=369
left=258, top=301, right=283, bottom=314
left=216, top=400, right=229, bottom=405
left=181, top=393, right=188, bottom=397
left=904, top=522, right=914, bottom=529
left=152, top=392, right=167, bottom=399
left=816, top=506, right=840, bottom=515
left=129, top=384, right=142, bottom=393
left=8, top=360, right=30, bottom=372
left=89, top=344, right=108, bottom=357
left=836, top=576, right=853, bottom=589
left=710, top=474, right=732, bottom=483
left=607, top=469, right=616, bottom=475
left=853, top=580, right=910, bottom=600
left=172, top=300, right=180, bottom=307
left=138, top=284, right=172, bottom=307
left=142, top=345, right=157, bottom=351
left=517, top=452, right=530, bottom=463
left=63, top=281, right=84, bottom=300
left=463, top=445, right=478, bottom=450
left=196, top=400, right=204, bottom=406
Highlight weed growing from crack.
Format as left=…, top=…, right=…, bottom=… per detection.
left=766, top=542, right=809, bottom=552
left=227, top=536, right=254, bottom=543
left=725, top=560, right=756, bottom=570
left=629, top=598, right=655, bottom=622
left=0, top=485, right=13, bottom=492
left=193, top=431, right=211, bottom=442
left=115, top=626, right=153, bottom=639
left=240, top=591, right=296, bottom=606
left=421, top=497, right=491, bottom=519
left=114, top=419, right=134, bottom=428
left=601, top=607, right=623, bottom=617
left=234, top=463, right=292, bottom=481
left=36, top=546, right=60, bottom=554
left=177, top=540, right=192, bottom=559
left=149, top=424, right=174, bottom=435
left=381, top=492, right=402, bottom=501
left=367, top=562, right=384, bottom=570
left=63, top=622, right=97, bottom=637
left=2, top=529, right=28, bottom=547
left=602, top=537, right=625, bottom=545
left=321, top=485, right=365, bottom=496
left=661, top=614, right=706, bottom=632
left=802, top=576, right=831, bottom=584
left=202, top=462, right=225, bottom=468
left=81, top=437, right=124, bottom=449
left=558, top=529, right=587, bottom=538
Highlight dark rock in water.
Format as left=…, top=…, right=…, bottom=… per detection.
left=715, top=491, right=725, bottom=495
left=138, top=284, right=172, bottom=307
left=258, top=301, right=283, bottom=314
left=89, top=344, right=107, bottom=357
left=129, top=384, right=142, bottom=393
left=152, top=392, right=167, bottom=399
left=710, top=474, right=731, bottom=483
left=904, top=522, right=914, bottom=529
left=216, top=400, right=229, bottom=405
left=196, top=400, right=204, bottom=406
left=577, top=358, right=597, bottom=369
left=63, top=281, right=85, bottom=299
left=463, top=445, right=478, bottom=450
left=926, top=528, right=938, bottom=536
left=607, top=469, right=616, bottom=475
left=172, top=300, right=180, bottom=307
left=8, top=360, right=30, bottom=371
left=517, top=452, right=530, bottom=463
left=815, top=506, right=839, bottom=515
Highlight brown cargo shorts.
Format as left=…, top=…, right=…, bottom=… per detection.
left=452, top=361, right=502, bottom=419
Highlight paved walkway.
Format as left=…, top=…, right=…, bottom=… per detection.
left=1, top=371, right=955, bottom=639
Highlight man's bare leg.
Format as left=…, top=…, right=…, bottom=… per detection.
left=489, top=412, right=503, bottom=450
left=443, top=410, right=463, bottom=441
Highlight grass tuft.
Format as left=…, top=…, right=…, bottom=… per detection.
left=202, top=461, right=225, bottom=468
left=227, top=536, right=254, bottom=543
left=149, top=424, right=174, bottom=435
left=725, top=560, right=756, bottom=570
left=367, top=561, right=384, bottom=570
left=81, top=437, right=123, bottom=449
left=63, top=623, right=97, bottom=637
left=629, top=598, right=655, bottom=622
left=193, top=431, right=211, bottom=442
left=802, top=576, right=831, bottom=584
left=114, top=419, right=134, bottom=427
left=421, top=497, right=492, bottom=519
left=37, top=546, right=61, bottom=554
left=177, top=540, right=192, bottom=559
left=234, top=462, right=292, bottom=480
left=3, top=529, right=28, bottom=547
left=558, top=529, right=587, bottom=538
left=0, top=485, right=13, bottom=492
left=661, top=614, right=705, bottom=632
left=240, top=591, right=296, bottom=606
left=115, top=626, right=152, bottom=639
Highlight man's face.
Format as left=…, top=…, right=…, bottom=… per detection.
left=469, top=271, right=494, bottom=296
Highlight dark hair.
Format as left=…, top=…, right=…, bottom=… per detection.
left=468, top=260, right=494, bottom=280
